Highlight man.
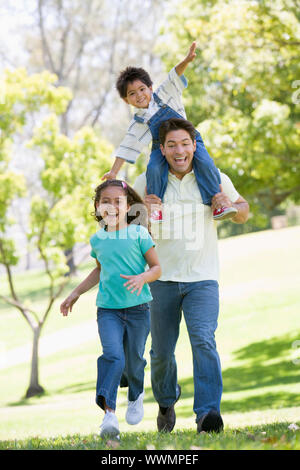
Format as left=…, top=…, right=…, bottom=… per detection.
left=133, top=117, right=249, bottom=433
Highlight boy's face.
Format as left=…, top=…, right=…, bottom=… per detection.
left=123, top=80, right=153, bottom=109
left=160, top=129, right=196, bottom=179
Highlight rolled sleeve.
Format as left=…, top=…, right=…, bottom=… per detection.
left=114, top=120, right=151, bottom=164
left=168, top=66, right=188, bottom=91
left=114, top=136, right=143, bottom=164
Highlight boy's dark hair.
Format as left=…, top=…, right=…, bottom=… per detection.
left=92, top=179, right=149, bottom=231
left=159, top=118, right=196, bottom=146
left=116, top=66, right=153, bottom=98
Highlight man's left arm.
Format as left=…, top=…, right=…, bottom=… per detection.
left=212, top=192, right=249, bottom=224
left=213, top=172, right=250, bottom=224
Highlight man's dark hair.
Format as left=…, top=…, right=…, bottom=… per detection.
left=116, top=66, right=153, bottom=98
left=159, top=118, right=196, bottom=146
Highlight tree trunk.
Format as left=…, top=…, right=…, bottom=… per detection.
left=25, top=325, right=45, bottom=398
left=64, top=248, right=77, bottom=277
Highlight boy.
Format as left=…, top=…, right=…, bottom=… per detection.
left=102, top=42, right=237, bottom=222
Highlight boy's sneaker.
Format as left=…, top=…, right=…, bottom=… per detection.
left=213, top=206, right=237, bottom=220
left=150, top=209, right=163, bottom=223
left=100, top=411, right=120, bottom=439
left=126, top=391, right=144, bottom=425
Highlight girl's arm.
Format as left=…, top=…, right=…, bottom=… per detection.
left=120, top=247, right=161, bottom=296
left=175, top=41, right=197, bottom=77
left=60, top=260, right=101, bottom=316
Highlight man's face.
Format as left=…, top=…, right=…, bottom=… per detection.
left=123, top=80, right=153, bottom=109
left=160, top=129, right=196, bottom=179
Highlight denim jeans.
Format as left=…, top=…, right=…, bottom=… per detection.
left=142, top=93, right=221, bottom=204
left=96, top=303, right=150, bottom=411
left=149, top=280, right=222, bottom=422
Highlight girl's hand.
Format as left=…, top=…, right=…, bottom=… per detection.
left=120, top=273, right=146, bottom=296
left=60, top=291, right=80, bottom=316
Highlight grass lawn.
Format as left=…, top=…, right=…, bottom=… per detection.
left=0, top=226, right=299, bottom=450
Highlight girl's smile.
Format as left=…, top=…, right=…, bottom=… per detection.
left=97, top=186, right=129, bottom=231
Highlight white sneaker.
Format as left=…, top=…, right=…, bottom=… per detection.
left=125, top=390, right=145, bottom=425
left=99, top=411, right=120, bottom=439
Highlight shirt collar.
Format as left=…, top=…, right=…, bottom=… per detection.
left=168, top=169, right=195, bottom=181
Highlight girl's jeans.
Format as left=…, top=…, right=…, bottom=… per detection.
left=149, top=280, right=223, bottom=422
left=96, top=303, right=150, bottom=411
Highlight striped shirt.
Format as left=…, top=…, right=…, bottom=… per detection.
left=114, top=67, right=188, bottom=163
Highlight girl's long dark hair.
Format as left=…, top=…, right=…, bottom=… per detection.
left=92, top=179, right=149, bottom=232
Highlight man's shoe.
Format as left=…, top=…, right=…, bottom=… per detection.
left=125, top=390, right=144, bottom=425
left=100, top=411, right=120, bottom=439
left=157, top=385, right=181, bottom=432
left=213, top=206, right=237, bottom=220
left=197, top=410, right=224, bottom=433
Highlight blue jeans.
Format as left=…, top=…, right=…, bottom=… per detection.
left=96, top=304, right=150, bottom=410
left=149, top=280, right=222, bottom=422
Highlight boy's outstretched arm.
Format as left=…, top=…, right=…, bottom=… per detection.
left=102, top=157, right=125, bottom=181
left=175, top=41, right=197, bottom=76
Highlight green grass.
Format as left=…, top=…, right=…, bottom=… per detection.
left=0, top=226, right=300, bottom=450
left=1, top=423, right=299, bottom=450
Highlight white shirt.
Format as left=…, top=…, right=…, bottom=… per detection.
left=114, top=67, right=187, bottom=163
left=133, top=170, right=240, bottom=282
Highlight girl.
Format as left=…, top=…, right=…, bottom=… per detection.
left=60, top=180, right=161, bottom=439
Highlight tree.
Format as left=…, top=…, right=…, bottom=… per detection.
left=2, top=0, right=167, bottom=271
left=160, top=0, right=300, bottom=227
left=0, top=68, right=112, bottom=397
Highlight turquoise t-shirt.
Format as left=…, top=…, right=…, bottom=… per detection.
left=90, top=224, right=155, bottom=309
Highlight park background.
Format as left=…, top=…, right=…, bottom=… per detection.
left=0, top=0, right=299, bottom=450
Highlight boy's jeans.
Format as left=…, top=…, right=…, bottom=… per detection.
left=149, top=280, right=222, bottom=422
left=143, top=93, right=221, bottom=204
left=96, top=303, right=150, bottom=411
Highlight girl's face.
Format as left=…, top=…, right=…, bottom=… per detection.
left=97, top=186, right=129, bottom=230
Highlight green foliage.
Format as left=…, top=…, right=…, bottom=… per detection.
left=0, top=67, right=112, bottom=281
left=160, top=0, right=300, bottom=226
left=28, top=117, right=112, bottom=281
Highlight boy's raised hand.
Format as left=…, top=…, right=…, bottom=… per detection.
left=186, top=41, right=197, bottom=63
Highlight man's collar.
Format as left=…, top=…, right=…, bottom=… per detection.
left=168, top=169, right=195, bottom=180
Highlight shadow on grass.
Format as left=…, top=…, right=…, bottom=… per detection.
left=7, top=331, right=300, bottom=413
left=175, top=331, right=300, bottom=416
left=222, top=331, right=300, bottom=393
